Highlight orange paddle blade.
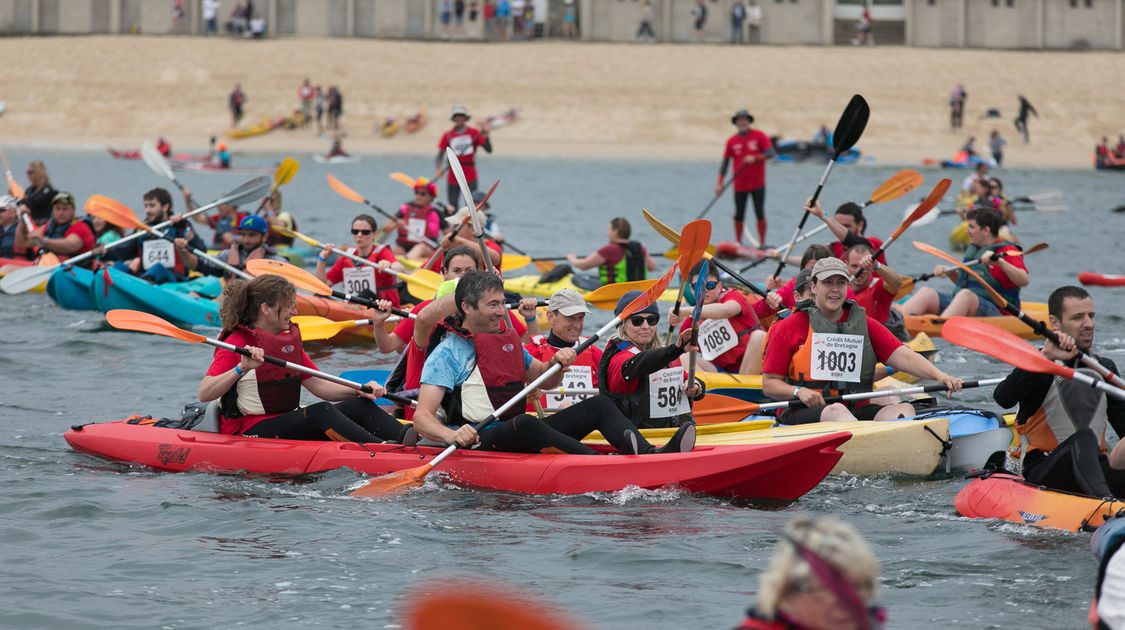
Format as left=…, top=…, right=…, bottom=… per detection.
left=389, top=172, right=416, bottom=188
left=869, top=169, right=923, bottom=204
left=583, top=277, right=658, bottom=308
left=245, top=259, right=333, bottom=296
left=85, top=195, right=147, bottom=231
left=891, top=178, right=950, bottom=239
left=350, top=463, right=433, bottom=497
left=326, top=174, right=365, bottom=204
left=6, top=175, right=25, bottom=199
left=106, top=309, right=207, bottom=343
left=619, top=264, right=677, bottom=319
left=912, top=240, right=1007, bottom=308
left=943, top=317, right=1074, bottom=379
left=691, top=393, right=760, bottom=424
left=676, top=219, right=712, bottom=280
left=404, top=588, right=586, bottom=630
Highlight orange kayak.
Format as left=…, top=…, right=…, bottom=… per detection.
left=901, top=301, right=1049, bottom=340
left=955, top=470, right=1123, bottom=533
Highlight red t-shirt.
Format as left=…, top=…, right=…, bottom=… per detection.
left=723, top=129, right=772, bottom=192
left=438, top=126, right=487, bottom=184
left=852, top=277, right=895, bottom=323
left=326, top=246, right=401, bottom=307
left=677, top=290, right=768, bottom=372
left=204, top=328, right=316, bottom=434
left=761, top=306, right=903, bottom=378
left=829, top=236, right=887, bottom=265
left=524, top=335, right=603, bottom=412
left=978, top=242, right=1027, bottom=289
left=59, top=221, right=96, bottom=260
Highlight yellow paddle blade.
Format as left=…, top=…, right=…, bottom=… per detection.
left=292, top=315, right=356, bottom=341
left=533, top=259, right=556, bottom=273
left=273, top=158, right=300, bottom=191
left=643, top=208, right=682, bottom=247
left=389, top=172, right=416, bottom=188
left=106, top=309, right=207, bottom=343
left=245, top=259, right=333, bottom=297
left=405, top=268, right=442, bottom=291
left=869, top=169, right=923, bottom=204
left=350, top=463, right=433, bottom=497
left=583, top=278, right=659, bottom=310
left=269, top=224, right=318, bottom=248
left=663, top=247, right=679, bottom=260
left=501, top=254, right=531, bottom=270
left=326, top=174, right=366, bottom=204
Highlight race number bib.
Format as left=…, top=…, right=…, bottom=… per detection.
left=449, top=134, right=474, bottom=156
left=406, top=217, right=428, bottom=241
left=697, top=318, right=739, bottom=361
left=342, top=266, right=376, bottom=295
left=649, top=367, right=689, bottom=419
left=809, top=333, right=863, bottom=383
left=141, top=239, right=175, bottom=270
left=545, top=365, right=594, bottom=411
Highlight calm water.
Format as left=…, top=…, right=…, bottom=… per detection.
left=2, top=148, right=1123, bottom=629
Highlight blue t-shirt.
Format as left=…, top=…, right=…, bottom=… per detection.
left=421, top=334, right=533, bottom=392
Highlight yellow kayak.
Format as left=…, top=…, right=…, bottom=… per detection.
left=503, top=273, right=680, bottom=302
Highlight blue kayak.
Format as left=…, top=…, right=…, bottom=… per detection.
left=91, top=267, right=221, bottom=327
left=46, top=266, right=97, bottom=311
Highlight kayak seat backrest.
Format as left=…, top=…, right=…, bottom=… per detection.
left=193, top=401, right=221, bottom=433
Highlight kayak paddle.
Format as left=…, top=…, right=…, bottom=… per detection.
left=731, top=377, right=1003, bottom=415
left=0, top=144, right=24, bottom=198
left=858, top=169, right=923, bottom=209
left=416, top=179, right=500, bottom=272
left=404, top=585, right=587, bottom=630
left=583, top=277, right=660, bottom=311
left=349, top=263, right=679, bottom=498
left=847, top=178, right=950, bottom=283
left=686, top=258, right=709, bottom=386
left=903, top=241, right=1048, bottom=291
left=943, top=317, right=1125, bottom=400
left=244, top=258, right=416, bottom=319
left=0, top=176, right=269, bottom=294
left=326, top=174, right=440, bottom=248
left=772, top=94, right=869, bottom=280
left=665, top=219, right=712, bottom=345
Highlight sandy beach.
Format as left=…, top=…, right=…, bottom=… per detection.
left=1, top=36, right=1122, bottom=169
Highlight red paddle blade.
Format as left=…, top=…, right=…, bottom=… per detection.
left=405, top=587, right=587, bottom=630
left=676, top=219, right=712, bottom=278
left=350, top=463, right=433, bottom=497
left=943, top=317, right=1074, bottom=379
left=619, top=264, right=677, bottom=320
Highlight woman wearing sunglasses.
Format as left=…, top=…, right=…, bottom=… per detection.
left=19, top=160, right=58, bottom=226
left=382, top=178, right=442, bottom=261
left=598, top=289, right=705, bottom=432
left=315, top=213, right=406, bottom=307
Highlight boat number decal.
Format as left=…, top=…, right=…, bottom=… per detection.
left=1017, top=510, right=1046, bottom=525
left=810, top=333, right=863, bottom=383
left=157, top=444, right=191, bottom=465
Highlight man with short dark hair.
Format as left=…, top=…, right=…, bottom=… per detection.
left=177, top=214, right=283, bottom=277
left=994, top=286, right=1125, bottom=498
left=96, top=187, right=206, bottom=284
left=413, top=271, right=692, bottom=454
left=801, top=199, right=887, bottom=265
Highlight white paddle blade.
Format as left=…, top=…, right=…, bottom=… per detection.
left=222, top=176, right=272, bottom=207
left=140, top=140, right=175, bottom=180
left=905, top=203, right=941, bottom=228
left=0, top=264, right=55, bottom=294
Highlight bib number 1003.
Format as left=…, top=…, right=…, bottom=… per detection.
left=816, top=349, right=856, bottom=373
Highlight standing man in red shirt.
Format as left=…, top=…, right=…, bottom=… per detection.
left=718, top=109, right=773, bottom=246
left=436, top=104, right=492, bottom=209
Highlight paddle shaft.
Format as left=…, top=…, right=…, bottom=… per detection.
left=1001, top=301, right=1125, bottom=391
left=773, top=158, right=839, bottom=279
left=756, top=378, right=1003, bottom=412
left=741, top=223, right=830, bottom=272
left=313, top=240, right=429, bottom=288
left=697, top=161, right=749, bottom=220
left=914, top=250, right=1026, bottom=282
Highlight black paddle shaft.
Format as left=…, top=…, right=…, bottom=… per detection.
left=771, top=95, right=869, bottom=279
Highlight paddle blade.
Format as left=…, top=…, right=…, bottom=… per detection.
left=692, top=392, right=759, bottom=424
left=869, top=169, right=923, bottom=205
left=892, top=178, right=951, bottom=238
left=326, top=174, right=365, bottom=204
left=501, top=254, right=531, bottom=271
left=912, top=240, right=1007, bottom=308
left=350, top=463, right=433, bottom=497
left=269, top=223, right=315, bottom=246
left=0, top=264, right=54, bottom=294
left=245, top=258, right=333, bottom=296
left=85, top=195, right=146, bottom=231
left=6, top=174, right=24, bottom=198
left=292, top=315, right=352, bottom=341
left=389, top=172, right=416, bottom=188
left=105, top=309, right=207, bottom=343
left=831, top=94, right=870, bottom=155
left=404, top=587, right=586, bottom=630
left=583, top=278, right=658, bottom=310
left=690, top=260, right=709, bottom=323
left=943, top=317, right=1074, bottom=379
left=677, top=219, right=713, bottom=280
left=406, top=268, right=443, bottom=291
left=642, top=208, right=682, bottom=247
left=273, top=158, right=300, bottom=190
left=222, top=176, right=272, bottom=207
left=619, top=264, right=677, bottom=319
left=533, top=259, right=556, bottom=273
left=906, top=203, right=941, bottom=228
left=140, top=140, right=175, bottom=180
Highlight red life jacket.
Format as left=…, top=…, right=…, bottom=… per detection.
left=431, top=319, right=526, bottom=427
left=524, top=334, right=601, bottom=412
left=219, top=323, right=304, bottom=425
left=396, top=203, right=438, bottom=247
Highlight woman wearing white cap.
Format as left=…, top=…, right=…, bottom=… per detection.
left=436, top=104, right=492, bottom=208
left=761, top=257, right=961, bottom=424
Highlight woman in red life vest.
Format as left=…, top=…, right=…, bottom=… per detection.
left=736, top=515, right=885, bottom=630
left=315, top=213, right=406, bottom=307
left=198, top=274, right=409, bottom=443
left=382, top=178, right=442, bottom=261
left=598, top=290, right=705, bottom=431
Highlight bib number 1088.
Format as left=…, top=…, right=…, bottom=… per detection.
left=816, top=349, right=856, bottom=373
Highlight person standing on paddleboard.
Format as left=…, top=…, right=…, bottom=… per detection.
left=761, top=257, right=961, bottom=424
left=199, top=274, right=409, bottom=444
left=412, top=271, right=692, bottom=455
left=436, top=105, right=491, bottom=209
left=719, top=109, right=773, bottom=247
left=993, top=286, right=1125, bottom=499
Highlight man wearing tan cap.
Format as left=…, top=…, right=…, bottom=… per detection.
left=525, top=289, right=602, bottom=412
left=761, top=257, right=961, bottom=424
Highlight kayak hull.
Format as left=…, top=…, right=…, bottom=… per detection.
left=1079, top=272, right=1125, bottom=287
left=46, top=266, right=97, bottom=311
left=900, top=302, right=1049, bottom=340
left=64, top=420, right=849, bottom=500
left=955, top=471, right=1124, bottom=533
left=92, top=267, right=221, bottom=327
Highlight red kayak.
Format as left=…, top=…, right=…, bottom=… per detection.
left=107, top=148, right=210, bottom=162
left=715, top=242, right=771, bottom=260
left=955, top=470, right=1125, bottom=533
left=64, top=419, right=849, bottom=500
left=1078, top=272, right=1125, bottom=287
left=169, top=160, right=275, bottom=175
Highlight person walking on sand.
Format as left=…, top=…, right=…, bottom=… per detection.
left=636, top=0, right=655, bottom=42
left=950, top=84, right=966, bottom=133
left=718, top=109, right=773, bottom=247
left=1014, top=95, right=1038, bottom=143
left=228, top=83, right=245, bottom=129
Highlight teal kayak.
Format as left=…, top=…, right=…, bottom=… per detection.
left=91, top=267, right=221, bottom=327
left=46, top=266, right=97, bottom=311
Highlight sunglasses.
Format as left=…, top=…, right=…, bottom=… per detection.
left=628, top=314, right=660, bottom=327
left=351, top=229, right=374, bottom=235
left=415, top=190, right=433, bottom=196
